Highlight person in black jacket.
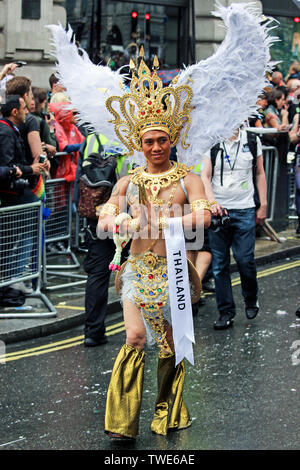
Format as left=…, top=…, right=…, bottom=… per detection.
left=0, top=95, right=47, bottom=293
left=0, top=94, right=46, bottom=204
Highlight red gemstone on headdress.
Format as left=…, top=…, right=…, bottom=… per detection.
left=156, top=109, right=161, bottom=114
left=153, top=186, right=157, bottom=191
left=158, top=302, right=163, bottom=306
left=140, top=303, right=145, bottom=308
left=141, top=111, right=145, bottom=115
left=148, top=101, right=152, bottom=105
left=149, top=274, right=153, bottom=279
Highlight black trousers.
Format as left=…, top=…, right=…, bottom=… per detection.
left=83, top=220, right=129, bottom=340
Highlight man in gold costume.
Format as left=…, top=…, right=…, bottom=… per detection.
left=97, top=53, right=211, bottom=441
left=48, top=2, right=274, bottom=442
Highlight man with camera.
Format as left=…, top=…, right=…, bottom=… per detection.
left=0, top=94, right=46, bottom=206
left=201, top=126, right=267, bottom=330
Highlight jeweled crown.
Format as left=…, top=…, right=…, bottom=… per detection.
left=105, top=47, right=193, bottom=156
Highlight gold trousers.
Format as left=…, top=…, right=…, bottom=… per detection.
left=104, top=344, right=145, bottom=439
left=105, top=345, right=191, bottom=438
left=151, top=353, right=192, bottom=436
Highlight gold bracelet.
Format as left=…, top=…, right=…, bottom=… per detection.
left=190, top=199, right=212, bottom=213
left=98, top=203, right=120, bottom=217
left=158, top=216, right=169, bottom=231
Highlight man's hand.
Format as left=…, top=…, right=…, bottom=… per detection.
left=42, top=142, right=56, bottom=157
left=14, top=166, right=22, bottom=178
left=210, top=202, right=224, bottom=217
left=31, top=162, right=46, bottom=175
left=119, top=204, right=150, bottom=237
left=0, top=62, right=18, bottom=80
left=44, top=157, right=51, bottom=176
left=256, top=204, right=267, bottom=225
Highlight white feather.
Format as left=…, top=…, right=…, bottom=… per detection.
left=46, top=23, right=125, bottom=142
left=175, top=2, right=277, bottom=166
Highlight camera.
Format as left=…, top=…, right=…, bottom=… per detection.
left=210, top=208, right=231, bottom=232
left=16, top=61, right=27, bottom=68
left=39, top=154, right=47, bottom=163
left=8, top=166, right=29, bottom=191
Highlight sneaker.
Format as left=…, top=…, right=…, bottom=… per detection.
left=9, top=282, right=33, bottom=295
left=213, top=313, right=234, bottom=330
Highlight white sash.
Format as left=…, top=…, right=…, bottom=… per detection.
left=164, top=217, right=195, bottom=366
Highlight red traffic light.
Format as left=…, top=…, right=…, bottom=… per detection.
left=294, top=17, right=300, bottom=23
left=145, top=13, right=150, bottom=20
left=131, top=11, right=138, bottom=19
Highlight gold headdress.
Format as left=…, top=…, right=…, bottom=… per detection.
left=105, top=47, right=193, bottom=156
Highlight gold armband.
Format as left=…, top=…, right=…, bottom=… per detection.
left=97, top=203, right=120, bottom=217
left=158, top=216, right=169, bottom=231
left=190, top=199, right=212, bottom=213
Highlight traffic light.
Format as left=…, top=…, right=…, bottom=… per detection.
left=145, top=13, right=151, bottom=40
left=131, top=11, right=138, bottom=38
left=294, top=17, right=300, bottom=23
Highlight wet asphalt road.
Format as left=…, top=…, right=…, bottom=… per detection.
left=0, top=255, right=300, bottom=451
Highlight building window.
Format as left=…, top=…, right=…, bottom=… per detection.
left=22, top=0, right=41, bottom=20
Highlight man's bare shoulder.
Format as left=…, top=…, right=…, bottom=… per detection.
left=111, top=175, right=131, bottom=197
left=183, top=169, right=207, bottom=199
left=183, top=171, right=203, bottom=187
left=118, top=174, right=131, bottom=186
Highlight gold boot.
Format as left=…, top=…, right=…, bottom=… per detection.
left=105, top=344, right=145, bottom=439
left=150, top=352, right=192, bottom=436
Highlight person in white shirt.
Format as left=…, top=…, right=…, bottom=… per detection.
left=201, top=126, right=267, bottom=329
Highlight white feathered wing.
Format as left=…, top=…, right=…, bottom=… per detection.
left=175, top=2, right=276, bottom=165
left=46, top=24, right=126, bottom=143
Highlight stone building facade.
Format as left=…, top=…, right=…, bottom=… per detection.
left=0, top=0, right=66, bottom=87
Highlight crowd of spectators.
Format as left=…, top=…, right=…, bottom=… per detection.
left=0, top=58, right=299, bottom=308
left=249, top=66, right=300, bottom=131
left=0, top=63, right=87, bottom=298
left=248, top=65, right=300, bottom=237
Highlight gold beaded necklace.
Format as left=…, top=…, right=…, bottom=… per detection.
left=130, top=161, right=191, bottom=205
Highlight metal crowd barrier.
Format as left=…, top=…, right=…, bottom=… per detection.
left=287, top=163, right=298, bottom=222
left=262, top=145, right=279, bottom=224
left=42, top=177, right=86, bottom=290
left=44, top=177, right=79, bottom=268
left=0, top=202, right=56, bottom=318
